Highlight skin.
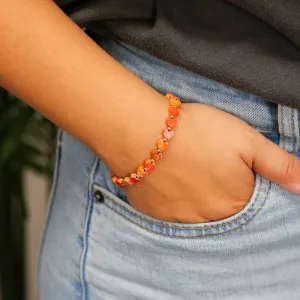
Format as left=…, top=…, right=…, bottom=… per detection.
left=1, top=0, right=300, bottom=223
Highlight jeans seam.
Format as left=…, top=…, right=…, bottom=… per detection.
left=292, top=108, right=296, bottom=154
left=293, top=108, right=299, bottom=156
left=38, top=129, right=63, bottom=278
left=79, top=157, right=99, bottom=300
left=280, top=105, right=286, bottom=151
left=101, top=180, right=271, bottom=239
left=253, top=126, right=277, bottom=132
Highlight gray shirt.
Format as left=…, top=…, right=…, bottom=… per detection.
left=55, top=0, right=300, bottom=108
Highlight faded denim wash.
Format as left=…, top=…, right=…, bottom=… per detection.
left=39, top=36, right=300, bottom=300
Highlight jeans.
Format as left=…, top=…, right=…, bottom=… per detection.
left=39, top=36, right=300, bottom=299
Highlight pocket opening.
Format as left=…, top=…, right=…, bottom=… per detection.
left=93, top=174, right=271, bottom=238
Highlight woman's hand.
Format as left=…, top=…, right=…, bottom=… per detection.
left=125, top=103, right=300, bottom=223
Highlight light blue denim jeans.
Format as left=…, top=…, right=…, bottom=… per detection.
left=39, top=36, right=300, bottom=299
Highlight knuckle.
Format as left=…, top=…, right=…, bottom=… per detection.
left=280, top=155, right=297, bottom=181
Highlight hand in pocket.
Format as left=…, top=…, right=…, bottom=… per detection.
left=126, top=104, right=300, bottom=223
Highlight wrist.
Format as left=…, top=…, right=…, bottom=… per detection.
left=93, top=91, right=170, bottom=177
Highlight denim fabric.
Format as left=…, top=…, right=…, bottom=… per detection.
left=39, top=38, right=300, bottom=299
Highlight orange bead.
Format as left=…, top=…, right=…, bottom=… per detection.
left=112, top=175, right=118, bottom=183
left=166, top=116, right=177, bottom=128
left=168, top=106, right=180, bottom=116
left=123, top=177, right=133, bottom=187
left=137, top=165, right=149, bottom=177
left=166, top=93, right=180, bottom=101
left=144, top=158, right=156, bottom=171
left=170, top=98, right=181, bottom=107
left=165, top=93, right=173, bottom=99
left=166, top=94, right=181, bottom=107
left=157, top=139, right=168, bottom=151
left=151, top=149, right=163, bottom=161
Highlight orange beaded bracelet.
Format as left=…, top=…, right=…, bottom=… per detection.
left=111, top=93, right=181, bottom=188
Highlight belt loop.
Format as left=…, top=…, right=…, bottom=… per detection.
left=277, top=104, right=299, bottom=155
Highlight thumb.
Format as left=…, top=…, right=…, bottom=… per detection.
left=251, top=134, right=300, bottom=194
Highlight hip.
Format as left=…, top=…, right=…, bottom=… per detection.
left=39, top=37, right=300, bottom=299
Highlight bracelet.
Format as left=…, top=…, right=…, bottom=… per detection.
left=111, top=93, right=181, bottom=188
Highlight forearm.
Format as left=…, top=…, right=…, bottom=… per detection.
left=0, top=0, right=167, bottom=174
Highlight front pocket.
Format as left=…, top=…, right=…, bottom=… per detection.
left=93, top=173, right=271, bottom=238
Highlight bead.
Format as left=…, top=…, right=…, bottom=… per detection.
left=151, top=149, right=163, bottom=161
left=112, top=175, right=118, bottom=183
left=123, top=177, right=133, bottom=187
left=165, top=93, right=179, bottom=101
left=170, top=98, right=181, bottom=107
left=166, top=116, right=177, bottom=128
left=157, top=139, right=168, bottom=151
left=163, top=128, right=173, bottom=140
left=168, top=106, right=180, bottom=116
left=116, top=178, right=126, bottom=188
left=166, top=94, right=181, bottom=107
left=137, top=165, right=149, bottom=177
left=112, top=93, right=180, bottom=189
left=144, top=158, right=156, bottom=171
left=130, top=173, right=140, bottom=183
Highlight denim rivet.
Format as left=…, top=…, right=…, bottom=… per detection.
left=94, top=190, right=104, bottom=203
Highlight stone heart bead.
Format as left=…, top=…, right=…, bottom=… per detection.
left=123, top=177, right=133, bottom=187
left=168, top=106, right=180, bottom=116
left=166, top=116, right=177, bottom=128
left=165, top=93, right=173, bottom=99
left=130, top=173, right=140, bottom=183
left=169, top=98, right=181, bottom=107
left=137, top=165, right=149, bottom=177
left=116, top=178, right=126, bottom=188
left=163, top=128, right=173, bottom=140
left=144, top=159, right=156, bottom=171
left=111, top=175, right=118, bottom=183
left=157, top=139, right=168, bottom=151
left=166, top=93, right=181, bottom=107
left=151, top=149, right=163, bottom=161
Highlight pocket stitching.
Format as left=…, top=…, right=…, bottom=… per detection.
left=102, top=178, right=260, bottom=229
left=96, top=176, right=262, bottom=230
left=94, top=176, right=271, bottom=236
left=101, top=180, right=271, bottom=238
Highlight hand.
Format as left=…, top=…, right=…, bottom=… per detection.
left=125, top=103, right=300, bottom=223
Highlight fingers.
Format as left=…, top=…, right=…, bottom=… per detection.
left=251, top=133, right=300, bottom=194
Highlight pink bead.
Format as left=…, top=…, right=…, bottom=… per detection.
left=130, top=173, right=140, bottom=183
left=163, top=128, right=173, bottom=140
